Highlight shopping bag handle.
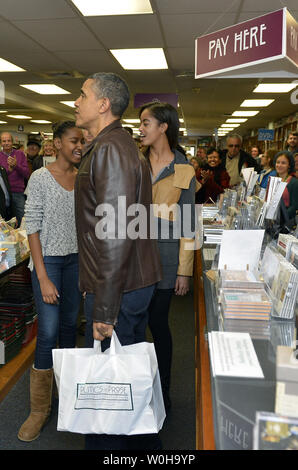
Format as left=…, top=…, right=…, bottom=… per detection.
left=109, top=331, right=122, bottom=355
left=93, top=340, right=102, bottom=353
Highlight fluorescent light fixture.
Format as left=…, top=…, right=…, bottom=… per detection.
left=240, top=99, right=274, bottom=107
left=232, top=110, right=260, bottom=117
left=226, top=118, right=247, bottom=123
left=60, top=101, right=76, bottom=108
left=0, top=58, right=25, bottom=72
left=71, top=0, right=153, bottom=16
left=122, top=123, right=134, bottom=128
left=30, top=132, right=39, bottom=134
left=123, top=119, right=139, bottom=123
left=179, top=119, right=184, bottom=123
left=30, top=120, right=52, bottom=124
left=0, top=121, right=7, bottom=124
left=7, top=114, right=32, bottom=119
left=0, top=111, right=7, bottom=113
left=253, top=83, right=297, bottom=93
left=110, top=48, right=168, bottom=70
left=179, top=128, right=186, bottom=131
left=20, top=84, right=70, bottom=95
left=220, top=124, right=240, bottom=128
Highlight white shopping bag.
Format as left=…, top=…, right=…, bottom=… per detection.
left=52, top=332, right=166, bottom=435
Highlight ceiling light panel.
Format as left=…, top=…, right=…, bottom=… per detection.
left=253, top=83, right=297, bottom=93
left=0, top=58, right=25, bottom=72
left=110, top=48, right=168, bottom=70
left=226, top=119, right=248, bottom=123
left=7, top=115, right=32, bottom=119
left=20, top=84, right=70, bottom=95
left=232, top=111, right=260, bottom=117
left=240, top=99, right=274, bottom=107
left=60, top=101, right=76, bottom=108
left=30, top=120, right=52, bottom=124
left=0, top=121, right=7, bottom=124
left=71, top=0, right=153, bottom=16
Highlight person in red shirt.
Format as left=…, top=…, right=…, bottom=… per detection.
left=195, top=147, right=230, bottom=203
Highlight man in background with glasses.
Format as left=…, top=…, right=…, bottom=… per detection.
left=221, top=134, right=260, bottom=187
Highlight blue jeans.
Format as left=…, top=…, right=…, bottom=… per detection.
left=31, top=253, right=81, bottom=369
left=84, top=283, right=156, bottom=350
left=11, top=192, right=26, bottom=226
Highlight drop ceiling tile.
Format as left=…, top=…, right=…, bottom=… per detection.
left=166, top=47, right=195, bottom=71
left=160, top=13, right=237, bottom=47
left=54, top=50, right=121, bottom=74
left=85, top=15, right=164, bottom=48
left=0, top=22, right=44, bottom=56
left=0, top=0, right=76, bottom=20
left=242, top=0, right=298, bottom=12
left=155, top=0, right=240, bottom=14
left=12, top=18, right=103, bottom=51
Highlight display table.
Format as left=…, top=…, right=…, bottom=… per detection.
left=0, top=255, right=36, bottom=403
left=194, top=247, right=297, bottom=450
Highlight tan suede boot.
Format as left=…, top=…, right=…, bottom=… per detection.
left=18, top=367, right=53, bottom=442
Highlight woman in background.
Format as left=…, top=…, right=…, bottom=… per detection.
left=139, top=102, right=196, bottom=411
left=18, top=121, right=84, bottom=443
left=195, top=147, right=230, bottom=203
left=274, top=151, right=298, bottom=222
left=257, top=148, right=276, bottom=192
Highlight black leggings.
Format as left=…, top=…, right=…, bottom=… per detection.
left=148, top=288, right=174, bottom=391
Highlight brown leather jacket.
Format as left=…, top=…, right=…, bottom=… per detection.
left=75, top=119, right=162, bottom=325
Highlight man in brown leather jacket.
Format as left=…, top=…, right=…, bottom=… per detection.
left=74, top=73, right=162, bottom=450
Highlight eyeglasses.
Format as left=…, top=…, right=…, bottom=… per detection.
left=228, top=144, right=240, bottom=148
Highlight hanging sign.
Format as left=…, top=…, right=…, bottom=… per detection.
left=258, top=129, right=275, bottom=141
left=134, top=93, right=178, bottom=108
left=195, top=8, right=298, bottom=78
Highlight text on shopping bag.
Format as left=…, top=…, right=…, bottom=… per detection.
left=75, top=382, right=134, bottom=411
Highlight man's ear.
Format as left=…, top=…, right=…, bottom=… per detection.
left=98, top=97, right=111, bottom=114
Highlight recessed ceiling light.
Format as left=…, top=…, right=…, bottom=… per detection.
left=0, top=111, right=7, bottom=113
left=253, top=83, right=297, bottom=93
left=60, top=101, right=76, bottom=108
left=226, top=118, right=248, bottom=123
left=0, top=58, right=25, bottom=72
left=122, top=123, right=134, bottom=128
left=71, top=0, right=153, bottom=16
left=240, top=99, right=274, bottom=107
left=110, top=48, right=168, bottom=70
left=232, top=110, right=260, bottom=117
left=179, top=127, right=186, bottom=131
left=7, top=114, right=32, bottom=119
left=123, top=119, right=139, bottom=123
left=221, top=124, right=240, bottom=128
left=20, top=84, right=70, bottom=94
left=0, top=121, right=7, bottom=124
left=30, top=120, right=52, bottom=124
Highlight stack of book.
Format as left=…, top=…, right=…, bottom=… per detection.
left=221, top=288, right=272, bottom=321
left=260, top=245, right=298, bottom=320
left=0, top=241, right=22, bottom=268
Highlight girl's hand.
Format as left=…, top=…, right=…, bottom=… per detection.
left=174, top=276, right=190, bottom=296
left=39, top=277, right=59, bottom=304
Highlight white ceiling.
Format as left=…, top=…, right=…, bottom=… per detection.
left=0, top=0, right=297, bottom=139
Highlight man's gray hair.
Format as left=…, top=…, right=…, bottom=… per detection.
left=227, top=134, right=243, bottom=144
left=88, top=72, right=130, bottom=118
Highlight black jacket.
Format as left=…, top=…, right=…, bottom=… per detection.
left=0, top=166, right=12, bottom=220
left=220, top=149, right=261, bottom=174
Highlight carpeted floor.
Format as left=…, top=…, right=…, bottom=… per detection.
left=0, top=289, right=195, bottom=450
